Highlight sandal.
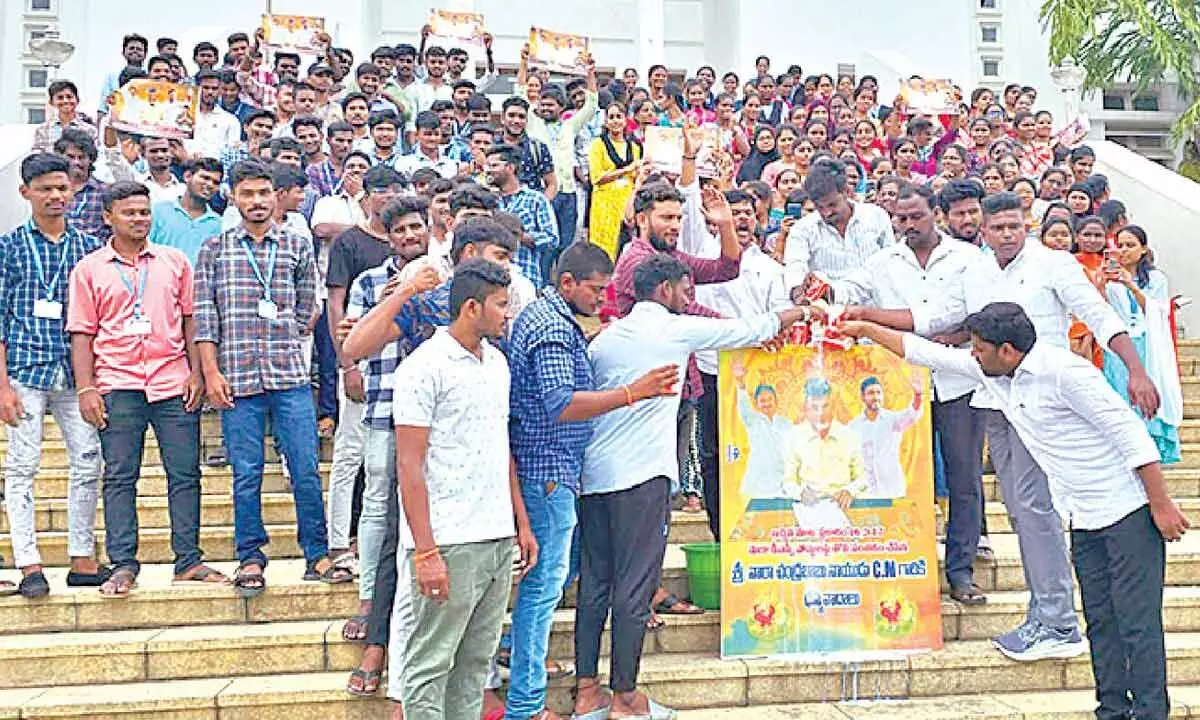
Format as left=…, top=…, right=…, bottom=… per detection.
left=653, top=593, right=704, bottom=615
left=949, top=583, right=988, bottom=606
left=331, top=550, right=359, bottom=577
left=0, top=580, right=18, bottom=598
left=173, top=564, right=230, bottom=585
left=546, top=659, right=574, bottom=680
left=317, top=417, right=336, bottom=439
left=645, top=613, right=666, bottom=632
left=205, top=447, right=228, bottom=467
left=66, top=566, right=113, bottom=587
left=233, top=562, right=266, bottom=598
left=99, top=568, right=137, bottom=598
left=345, top=668, right=381, bottom=696
left=304, top=557, right=354, bottom=584
left=681, top=495, right=704, bottom=514
left=18, top=571, right=50, bottom=598
left=342, top=614, right=370, bottom=642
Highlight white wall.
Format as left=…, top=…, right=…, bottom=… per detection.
left=1094, top=140, right=1200, bottom=336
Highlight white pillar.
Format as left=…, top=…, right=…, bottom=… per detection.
left=702, top=0, right=739, bottom=75
left=637, top=0, right=665, bottom=72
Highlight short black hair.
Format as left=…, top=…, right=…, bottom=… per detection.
left=381, top=196, right=430, bottom=229
left=896, top=182, right=935, bottom=208
left=123, top=34, right=148, bottom=51
left=633, top=182, right=683, bottom=214
left=101, top=181, right=150, bottom=211
left=368, top=111, right=400, bottom=131
left=449, top=184, right=500, bottom=215
left=486, top=143, right=520, bottom=167
left=157, top=37, right=177, bottom=51
left=410, top=168, right=440, bottom=188
left=228, top=159, right=274, bottom=190
left=146, top=54, right=172, bottom=72
left=356, top=62, right=382, bottom=79
left=427, top=177, right=455, bottom=197
left=430, top=99, right=455, bottom=114
left=965, top=302, right=1037, bottom=354
left=20, top=152, right=70, bottom=184
left=244, top=108, right=276, bottom=127
left=193, top=41, right=218, bottom=59
left=633, top=254, right=691, bottom=302
left=425, top=46, right=447, bottom=59
left=724, top=189, right=755, bottom=207
left=326, top=120, right=353, bottom=138
left=449, top=258, right=510, bottom=319
left=936, top=179, right=985, bottom=213
left=1097, top=199, right=1127, bottom=228
left=293, top=115, right=324, bottom=136
left=981, top=190, right=1022, bottom=218
left=556, top=242, right=614, bottom=284
left=451, top=217, right=517, bottom=263
left=345, top=150, right=372, bottom=166
left=803, top=159, right=847, bottom=200
left=340, top=92, right=370, bottom=111
left=53, top=128, right=98, bottom=165
left=196, top=68, right=221, bottom=84
left=363, top=164, right=404, bottom=193
left=269, top=136, right=303, bottom=157
left=465, top=94, right=491, bottom=113
left=182, top=157, right=223, bottom=178
left=1070, top=145, right=1096, bottom=162
left=274, top=51, right=301, bottom=67
left=118, top=66, right=148, bottom=87
left=227, top=32, right=249, bottom=46
left=371, top=45, right=396, bottom=60
left=271, top=163, right=308, bottom=191
left=502, top=96, right=530, bottom=113
left=414, top=110, right=440, bottom=132
left=47, top=80, right=78, bottom=100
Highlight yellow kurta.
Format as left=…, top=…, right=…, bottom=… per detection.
left=588, top=137, right=642, bottom=259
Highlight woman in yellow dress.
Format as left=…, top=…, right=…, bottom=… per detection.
left=588, top=101, right=642, bottom=259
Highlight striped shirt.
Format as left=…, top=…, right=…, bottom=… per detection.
left=192, top=222, right=318, bottom=397
left=347, top=257, right=405, bottom=430
left=0, top=220, right=101, bottom=389
left=782, top=200, right=895, bottom=289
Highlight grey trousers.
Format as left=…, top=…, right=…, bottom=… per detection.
left=400, top=537, right=513, bottom=720
left=984, top=410, right=1078, bottom=630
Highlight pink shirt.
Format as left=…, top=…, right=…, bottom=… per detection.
left=66, top=242, right=194, bottom=402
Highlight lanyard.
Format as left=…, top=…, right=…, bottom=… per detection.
left=241, top=238, right=278, bottom=301
left=25, top=230, right=70, bottom=299
left=113, top=257, right=149, bottom=317
left=322, top=161, right=343, bottom=195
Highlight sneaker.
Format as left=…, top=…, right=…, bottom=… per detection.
left=993, top=620, right=1086, bottom=661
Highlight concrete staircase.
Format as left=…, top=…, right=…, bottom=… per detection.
left=3, top=346, right=1200, bottom=718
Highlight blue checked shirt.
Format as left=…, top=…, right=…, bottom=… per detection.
left=508, top=288, right=595, bottom=493
left=497, top=187, right=558, bottom=288
left=0, top=221, right=101, bottom=390
left=392, top=281, right=452, bottom=358
left=193, top=222, right=318, bottom=398
left=347, top=257, right=405, bottom=430
left=219, top=144, right=254, bottom=179
left=68, top=177, right=110, bottom=241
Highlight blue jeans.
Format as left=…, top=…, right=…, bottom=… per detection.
left=221, top=384, right=328, bottom=567
left=313, top=302, right=338, bottom=421
left=505, top=480, right=577, bottom=719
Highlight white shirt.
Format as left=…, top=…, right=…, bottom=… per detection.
left=395, top=150, right=460, bottom=179
left=187, top=106, right=241, bottom=159
left=734, top=386, right=793, bottom=499
left=581, top=301, right=780, bottom=495
left=955, top=240, right=1128, bottom=410
left=409, top=79, right=454, bottom=115
left=100, top=148, right=186, bottom=206
left=903, top=335, right=1159, bottom=530
left=392, top=328, right=514, bottom=548
left=783, top=201, right=895, bottom=288
left=310, top=193, right=367, bottom=232
left=832, top=235, right=982, bottom=401
left=850, top=406, right=921, bottom=499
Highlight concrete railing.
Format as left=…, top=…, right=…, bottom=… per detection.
left=0, top=125, right=36, bottom=232
left=1093, top=139, right=1200, bottom=337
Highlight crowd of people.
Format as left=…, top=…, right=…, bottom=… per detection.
left=0, top=19, right=1191, bottom=720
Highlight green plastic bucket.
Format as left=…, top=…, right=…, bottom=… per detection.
left=681, top=542, right=721, bottom=610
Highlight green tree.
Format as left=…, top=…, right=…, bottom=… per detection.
left=1040, top=0, right=1200, bottom=139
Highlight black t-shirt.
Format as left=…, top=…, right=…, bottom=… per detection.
left=326, top=227, right=394, bottom=311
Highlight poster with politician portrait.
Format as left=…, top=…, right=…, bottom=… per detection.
left=718, top=343, right=942, bottom=659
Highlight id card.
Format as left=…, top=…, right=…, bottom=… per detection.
left=33, top=299, right=63, bottom=320
left=257, top=298, right=279, bottom=320
left=125, top=317, right=152, bottom=335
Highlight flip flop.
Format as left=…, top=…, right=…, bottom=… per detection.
left=345, top=668, right=381, bottom=696
left=99, top=568, right=137, bottom=598
left=0, top=580, right=17, bottom=598
left=653, top=593, right=704, bottom=615
left=949, top=583, right=987, bottom=606
left=570, top=705, right=611, bottom=720
left=342, top=615, right=370, bottom=642
left=304, top=557, right=355, bottom=584
left=173, top=564, right=230, bottom=585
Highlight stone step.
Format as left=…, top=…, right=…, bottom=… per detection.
left=0, top=413, right=225, bottom=442
left=981, top=497, right=1200, bottom=535
left=982, top=468, right=1200, bottom=503
left=0, top=438, right=334, bottom=469
left=27, top=463, right=335, bottom=500
left=9, top=635, right=1200, bottom=716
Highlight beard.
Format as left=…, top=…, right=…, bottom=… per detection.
left=648, top=231, right=675, bottom=252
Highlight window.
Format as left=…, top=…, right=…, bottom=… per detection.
left=1132, top=94, right=1160, bottom=111
left=1102, top=93, right=1126, bottom=110
left=980, top=0, right=997, bottom=8
left=27, top=68, right=48, bottom=89
left=982, top=58, right=1000, bottom=78
left=28, top=0, right=52, bottom=11
left=981, top=24, right=999, bottom=43
left=26, top=106, right=45, bottom=124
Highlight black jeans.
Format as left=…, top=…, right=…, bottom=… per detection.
left=575, top=476, right=670, bottom=693
left=932, top=392, right=984, bottom=589
left=100, top=391, right=203, bottom=575
left=699, top=371, right=720, bottom=539
left=1071, top=504, right=1168, bottom=720
left=365, top=475, right=400, bottom=647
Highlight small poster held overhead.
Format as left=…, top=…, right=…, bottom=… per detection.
left=107, top=80, right=197, bottom=140
left=644, top=125, right=721, bottom=177
left=898, top=78, right=957, bottom=115
left=261, top=14, right=328, bottom=55
left=428, top=9, right=486, bottom=52
left=527, top=27, right=590, bottom=76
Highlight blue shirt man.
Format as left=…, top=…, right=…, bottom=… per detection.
left=149, top=199, right=222, bottom=265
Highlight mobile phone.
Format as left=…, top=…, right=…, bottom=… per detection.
left=863, top=180, right=877, bottom=194
left=785, top=202, right=804, bottom=219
